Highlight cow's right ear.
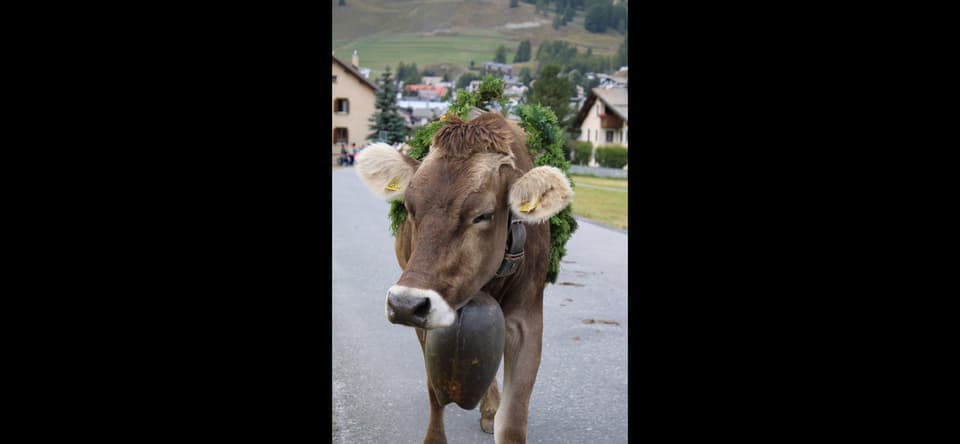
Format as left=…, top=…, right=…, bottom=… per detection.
left=354, top=143, right=420, bottom=201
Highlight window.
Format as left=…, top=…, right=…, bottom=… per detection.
left=334, top=127, right=348, bottom=145
left=606, top=131, right=614, bottom=143
left=586, top=129, right=590, bottom=141
left=332, top=75, right=337, bottom=83
left=335, top=98, right=349, bottom=114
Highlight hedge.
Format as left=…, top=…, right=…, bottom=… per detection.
left=595, top=144, right=628, bottom=168
left=573, top=141, right=593, bottom=165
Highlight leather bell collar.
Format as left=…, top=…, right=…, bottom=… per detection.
left=494, top=212, right=526, bottom=278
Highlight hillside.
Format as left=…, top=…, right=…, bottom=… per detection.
left=331, top=0, right=625, bottom=79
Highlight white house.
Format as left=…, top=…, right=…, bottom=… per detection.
left=573, top=87, right=628, bottom=166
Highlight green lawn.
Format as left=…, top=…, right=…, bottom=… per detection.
left=334, top=30, right=516, bottom=79
left=570, top=175, right=628, bottom=190
left=570, top=175, right=627, bottom=230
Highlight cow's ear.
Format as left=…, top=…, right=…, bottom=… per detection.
left=355, top=143, right=420, bottom=201
left=508, top=166, right=574, bottom=224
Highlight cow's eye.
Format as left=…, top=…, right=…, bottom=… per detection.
left=472, top=212, right=494, bottom=224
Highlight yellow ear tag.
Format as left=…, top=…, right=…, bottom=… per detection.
left=519, top=197, right=540, bottom=213
left=385, top=177, right=401, bottom=192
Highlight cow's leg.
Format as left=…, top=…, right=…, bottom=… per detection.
left=479, top=378, right=500, bottom=434
left=494, top=310, right=543, bottom=444
left=417, top=328, right=447, bottom=444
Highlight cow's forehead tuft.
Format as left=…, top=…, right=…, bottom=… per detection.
left=430, top=112, right=515, bottom=159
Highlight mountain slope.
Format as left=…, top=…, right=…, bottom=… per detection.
left=331, top=0, right=624, bottom=79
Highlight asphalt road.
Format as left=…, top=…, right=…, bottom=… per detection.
left=333, top=167, right=628, bottom=443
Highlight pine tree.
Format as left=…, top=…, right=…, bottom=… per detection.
left=396, top=62, right=407, bottom=84
left=368, top=67, right=407, bottom=144
left=514, top=40, right=532, bottom=63
left=494, top=45, right=508, bottom=64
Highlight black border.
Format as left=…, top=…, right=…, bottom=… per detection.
left=68, top=2, right=879, bottom=441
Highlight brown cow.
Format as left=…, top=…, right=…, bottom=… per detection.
left=355, top=112, right=573, bottom=444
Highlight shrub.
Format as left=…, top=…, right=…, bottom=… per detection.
left=573, top=141, right=593, bottom=165
left=595, top=145, right=628, bottom=168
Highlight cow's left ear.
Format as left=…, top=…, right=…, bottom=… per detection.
left=355, top=143, right=420, bottom=201
left=508, top=166, right=574, bottom=224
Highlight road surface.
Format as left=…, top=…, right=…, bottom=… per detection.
left=333, top=167, right=628, bottom=443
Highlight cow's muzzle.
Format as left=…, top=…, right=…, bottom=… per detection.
left=386, top=285, right=456, bottom=329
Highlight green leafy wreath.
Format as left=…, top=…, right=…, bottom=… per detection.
left=387, top=75, right=578, bottom=284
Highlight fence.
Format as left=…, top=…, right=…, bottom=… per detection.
left=569, top=165, right=628, bottom=179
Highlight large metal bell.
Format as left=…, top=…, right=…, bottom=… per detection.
left=424, top=291, right=504, bottom=410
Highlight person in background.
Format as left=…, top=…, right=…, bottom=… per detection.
left=350, top=143, right=358, bottom=166
left=340, top=144, right=349, bottom=166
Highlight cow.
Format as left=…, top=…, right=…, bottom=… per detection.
left=355, top=111, right=574, bottom=444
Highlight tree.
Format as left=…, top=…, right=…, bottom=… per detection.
left=519, top=67, right=532, bottom=85
left=510, top=0, right=519, bottom=7
left=566, top=69, right=584, bottom=92
left=536, top=0, right=546, bottom=15
left=552, top=13, right=563, bottom=29
left=614, top=32, right=627, bottom=68
left=584, top=4, right=608, bottom=33
left=456, top=72, right=482, bottom=90
left=405, top=63, right=420, bottom=84
left=514, top=40, right=532, bottom=63
left=494, top=45, right=508, bottom=64
left=610, top=3, right=627, bottom=32
left=368, top=67, right=407, bottom=144
left=396, top=62, right=407, bottom=83
left=563, top=6, right=575, bottom=24
left=527, top=65, right=574, bottom=128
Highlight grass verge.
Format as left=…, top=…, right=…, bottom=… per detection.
left=570, top=175, right=627, bottom=230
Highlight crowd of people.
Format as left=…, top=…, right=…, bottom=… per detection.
left=338, top=143, right=358, bottom=166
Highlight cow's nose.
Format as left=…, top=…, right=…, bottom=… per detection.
left=386, top=291, right=431, bottom=327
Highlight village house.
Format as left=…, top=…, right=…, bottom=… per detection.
left=403, top=84, right=448, bottom=101
left=483, top=61, right=513, bottom=76
left=332, top=50, right=378, bottom=165
left=503, top=84, right=528, bottom=98
left=396, top=98, right=450, bottom=131
left=573, top=86, right=629, bottom=166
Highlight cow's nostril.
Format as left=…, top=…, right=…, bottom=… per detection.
left=413, top=298, right=431, bottom=319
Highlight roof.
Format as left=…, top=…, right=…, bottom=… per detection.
left=483, top=62, right=513, bottom=70
left=411, top=108, right=438, bottom=119
left=332, top=54, right=378, bottom=92
left=573, top=87, right=628, bottom=128
left=404, top=84, right=448, bottom=96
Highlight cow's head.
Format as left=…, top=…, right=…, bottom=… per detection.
left=355, top=112, right=573, bottom=329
